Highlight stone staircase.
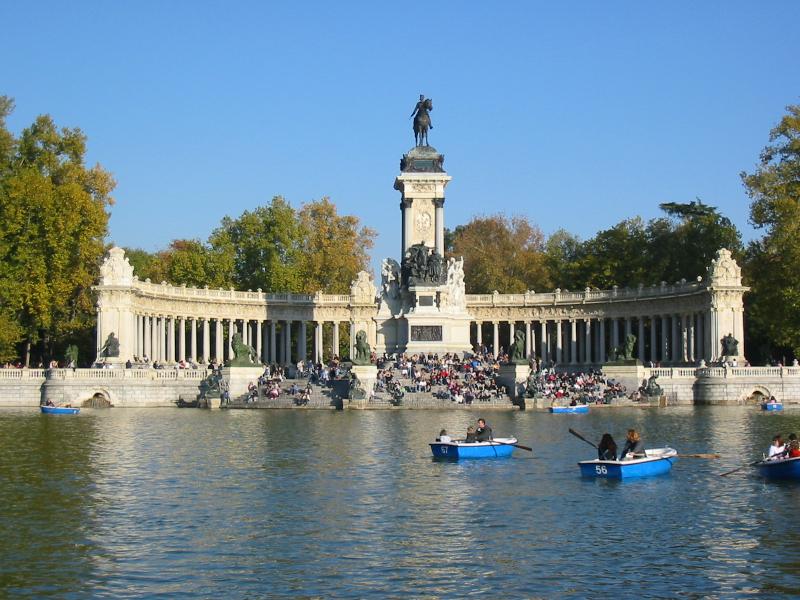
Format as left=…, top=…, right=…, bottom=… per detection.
left=223, top=375, right=518, bottom=410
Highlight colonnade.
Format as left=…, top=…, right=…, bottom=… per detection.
left=132, top=315, right=354, bottom=365
left=472, top=312, right=709, bottom=365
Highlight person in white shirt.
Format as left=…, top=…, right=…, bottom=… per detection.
left=436, top=429, right=451, bottom=443
left=768, top=435, right=786, bottom=459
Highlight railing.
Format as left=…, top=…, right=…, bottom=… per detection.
left=45, top=368, right=211, bottom=381
left=696, top=367, right=800, bottom=379
left=0, top=369, right=47, bottom=380
left=465, top=280, right=706, bottom=307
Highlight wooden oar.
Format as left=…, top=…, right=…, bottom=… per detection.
left=568, top=428, right=597, bottom=449
left=720, top=459, right=762, bottom=477
left=493, top=439, right=532, bottom=452
left=678, top=453, right=720, bottom=459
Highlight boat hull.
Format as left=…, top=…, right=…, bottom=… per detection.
left=549, top=405, right=589, bottom=414
left=430, top=438, right=517, bottom=459
left=761, top=403, right=783, bottom=411
left=756, top=456, right=800, bottom=479
left=40, top=406, right=80, bottom=415
left=579, top=448, right=677, bottom=478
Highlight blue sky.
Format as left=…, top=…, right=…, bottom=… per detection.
left=2, top=1, right=798, bottom=277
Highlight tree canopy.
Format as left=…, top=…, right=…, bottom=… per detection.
left=0, top=96, right=115, bottom=364
left=741, top=104, right=800, bottom=359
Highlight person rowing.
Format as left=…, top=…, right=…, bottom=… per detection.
left=475, top=418, right=493, bottom=442
left=619, top=429, right=645, bottom=460
left=597, top=433, right=618, bottom=461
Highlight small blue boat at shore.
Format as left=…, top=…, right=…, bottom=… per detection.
left=430, top=438, right=518, bottom=459
left=550, top=405, right=589, bottom=414
left=579, top=448, right=677, bottom=478
left=756, top=456, right=800, bottom=479
left=40, top=405, right=80, bottom=415
left=761, top=402, right=783, bottom=412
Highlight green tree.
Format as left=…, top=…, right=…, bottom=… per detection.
left=741, top=104, right=800, bottom=359
left=450, top=214, right=551, bottom=293
left=297, top=197, right=375, bottom=294
left=0, top=98, right=115, bottom=364
left=209, top=197, right=301, bottom=292
left=544, top=229, right=583, bottom=290
left=574, top=218, right=650, bottom=289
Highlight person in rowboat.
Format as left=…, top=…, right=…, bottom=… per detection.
left=436, top=429, right=452, bottom=443
left=619, top=429, right=645, bottom=460
left=767, top=434, right=785, bottom=459
left=475, top=418, right=493, bottom=442
left=597, top=433, right=617, bottom=461
left=465, top=426, right=477, bottom=443
left=785, top=434, right=800, bottom=458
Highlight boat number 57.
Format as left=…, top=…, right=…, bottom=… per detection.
left=595, top=465, right=608, bottom=475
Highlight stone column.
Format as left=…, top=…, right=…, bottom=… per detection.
left=584, top=318, right=592, bottom=364
left=178, top=317, right=186, bottom=362
left=680, top=314, right=689, bottom=363
left=540, top=321, right=547, bottom=363
left=189, top=318, right=197, bottom=361
left=625, top=317, right=632, bottom=339
left=332, top=322, right=340, bottom=359
left=401, top=199, right=413, bottom=256
left=159, top=316, right=166, bottom=361
left=475, top=322, right=482, bottom=347
left=165, top=317, right=174, bottom=363
left=598, top=319, right=606, bottom=363
left=525, top=322, right=532, bottom=358
left=315, top=321, right=323, bottom=362
left=649, top=316, right=657, bottom=364
left=284, top=320, right=292, bottom=365
left=242, top=319, right=248, bottom=346
left=569, top=320, right=577, bottom=364
left=508, top=321, right=515, bottom=354
left=638, top=318, right=645, bottom=362
left=661, top=315, right=669, bottom=363
left=202, top=319, right=210, bottom=362
left=611, top=318, right=619, bottom=350
left=215, top=319, right=223, bottom=362
left=349, top=321, right=355, bottom=360
left=696, top=314, right=705, bottom=362
left=298, top=321, right=307, bottom=362
left=434, top=198, right=445, bottom=256
left=687, top=314, right=695, bottom=364
left=555, top=320, right=562, bottom=364
left=144, top=315, right=152, bottom=360
left=492, top=322, right=499, bottom=358
left=255, top=320, right=262, bottom=363
left=228, top=319, right=235, bottom=359
left=671, top=315, right=680, bottom=365
left=269, top=321, right=277, bottom=363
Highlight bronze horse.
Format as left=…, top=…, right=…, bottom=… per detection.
left=411, top=97, right=433, bottom=146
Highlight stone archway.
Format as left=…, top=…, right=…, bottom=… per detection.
left=82, top=391, right=113, bottom=408
left=745, top=385, right=771, bottom=405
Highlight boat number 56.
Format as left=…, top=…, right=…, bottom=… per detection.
left=595, top=465, right=608, bottom=475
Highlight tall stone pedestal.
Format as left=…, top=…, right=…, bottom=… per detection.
left=222, top=367, right=263, bottom=401
left=348, top=364, right=378, bottom=409
left=602, top=362, right=646, bottom=395
left=498, top=363, right=530, bottom=404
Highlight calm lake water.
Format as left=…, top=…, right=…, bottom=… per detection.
left=1, top=406, right=799, bottom=599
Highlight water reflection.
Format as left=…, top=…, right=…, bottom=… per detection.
left=2, top=406, right=800, bottom=597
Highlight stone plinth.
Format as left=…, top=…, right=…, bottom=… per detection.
left=222, top=367, right=263, bottom=401
left=348, top=364, right=378, bottom=409
left=497, top=363, right=531, bottom=401
left=602, top=362, right=647, bottom=395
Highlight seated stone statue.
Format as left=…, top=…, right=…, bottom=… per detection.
left=510, top=330, right=526, bottom=364
left=228, top=332, right=257, bottom=366
left=99, top=333, right=120, bottom=358
left=353, top=330, right=371, bottom=366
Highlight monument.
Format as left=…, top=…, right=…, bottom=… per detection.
left=221, top=332, right=262, bottom=404
left=375, top=95, right=474, bottom=356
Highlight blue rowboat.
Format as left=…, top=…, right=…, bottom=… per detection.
left=761, top=402, right=783, bottom=411
left=430, top=437, right=518, bottom=459
left=756, top=456, right=800, bottom=479
left=549, top=405, right=589, bottom=414
left=579, top=447, right=677, bottom=478
left=40, top=405, right=80, bottom=415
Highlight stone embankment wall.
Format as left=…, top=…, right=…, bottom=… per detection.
left=1, top=366, right=799, bottom=408
left=0, top=368, right=207, bottom=408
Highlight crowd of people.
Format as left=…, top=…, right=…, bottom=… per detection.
left=374, top=352, right=507, bottom=404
